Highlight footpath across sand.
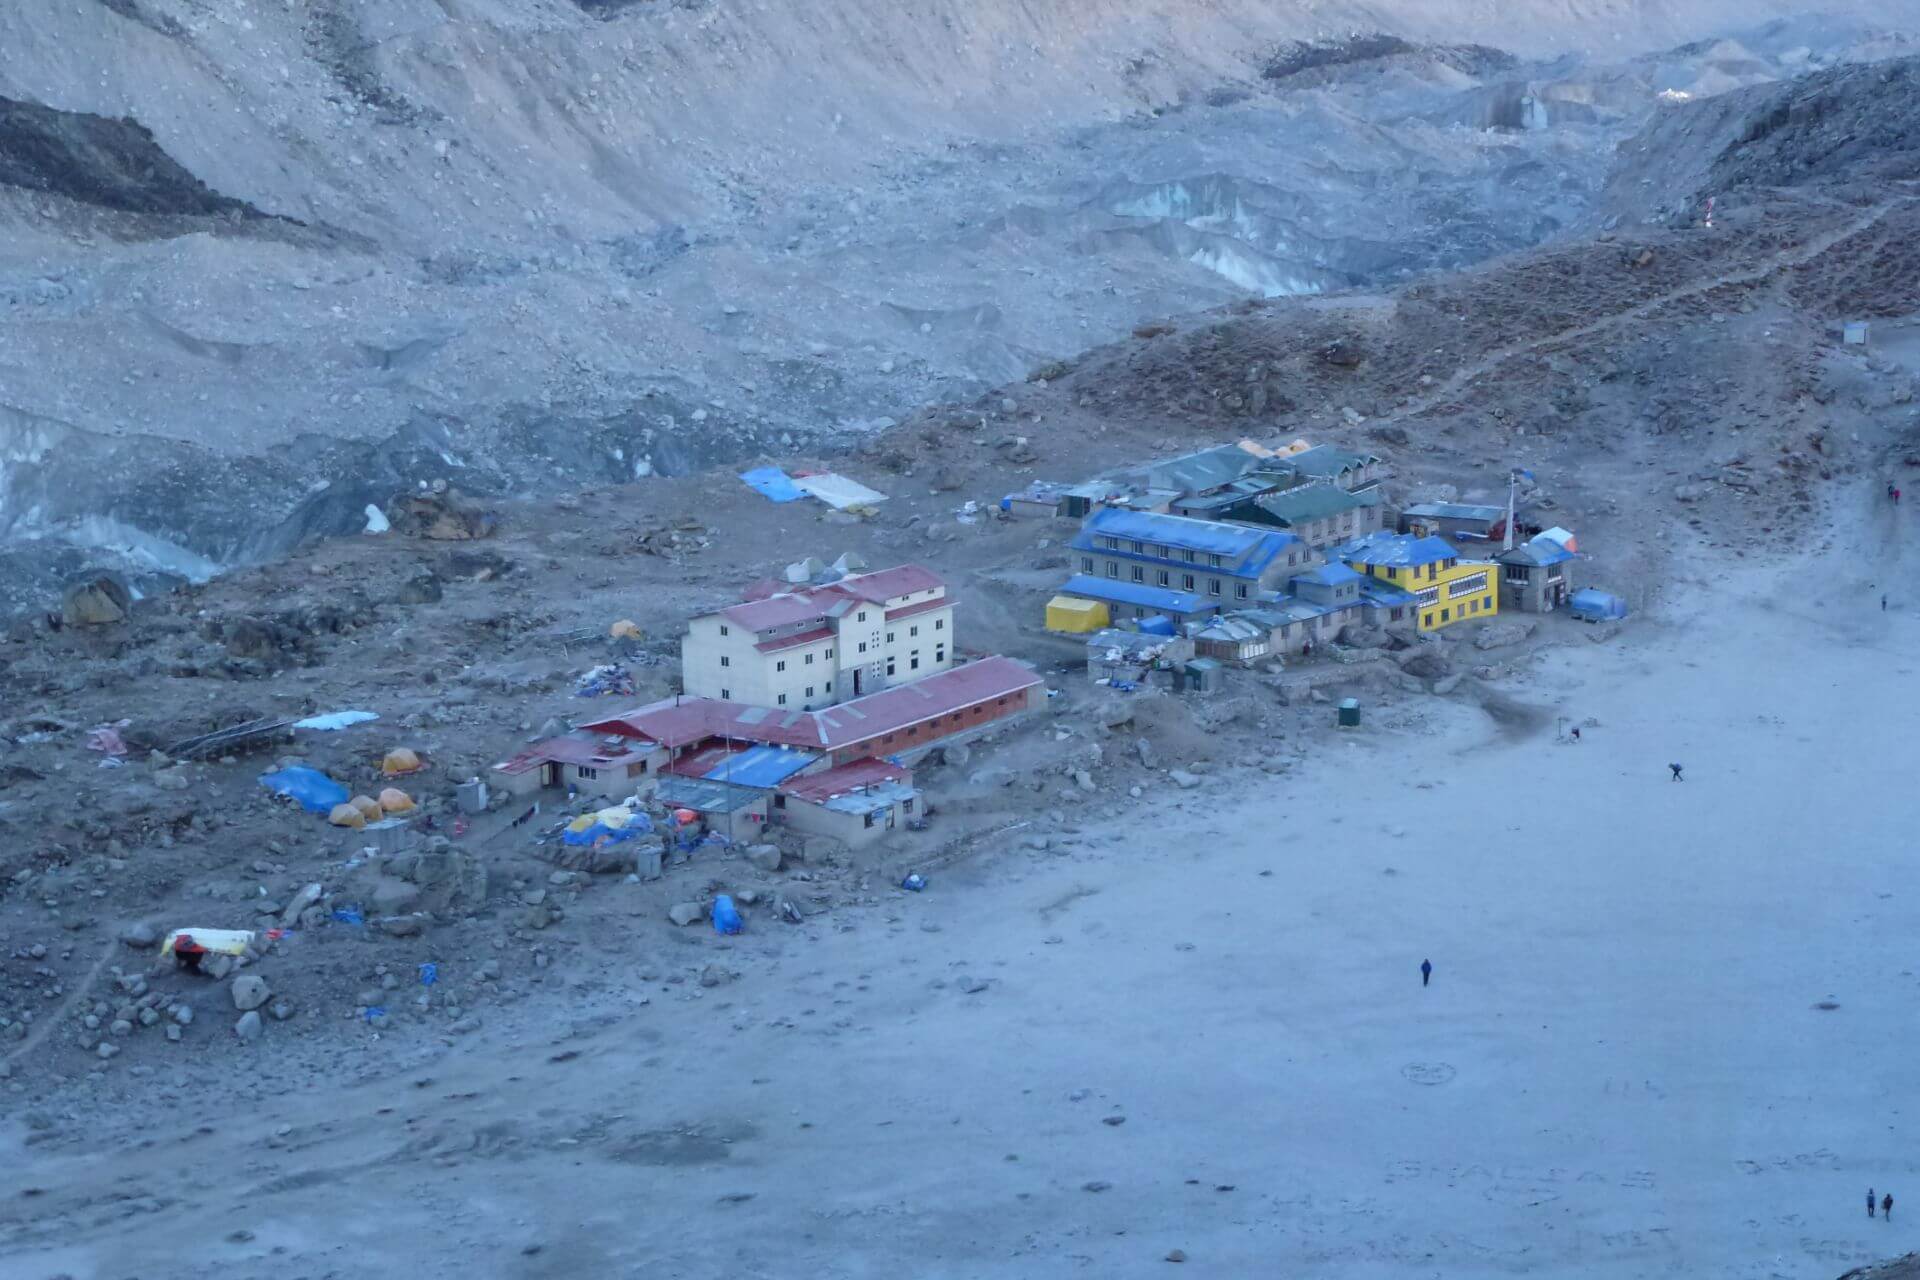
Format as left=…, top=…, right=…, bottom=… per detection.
left=8, top=532, right=1919, bottom=1278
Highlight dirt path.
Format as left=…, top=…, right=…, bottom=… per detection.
left=3, top=938, right=116, bottom=1069
left=1388, top=198, right=1905, bottom=422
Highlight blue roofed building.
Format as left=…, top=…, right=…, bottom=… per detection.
left=1064, top=508, right=1317, bottom=623
left=1495, top=534, right=1580, bottom=612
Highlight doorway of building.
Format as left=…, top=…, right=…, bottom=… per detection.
left=853, top=669, right=864, bottom=696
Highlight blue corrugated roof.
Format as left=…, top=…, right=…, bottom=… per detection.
left=1338, top=531, right=1461, bottom=568
left=702, top=744, right=818, bottom=788
left=1293, top=562, right=1362, bottom=587
left=1360, top=580, right=1418, bottom=605
left=1063, top=574, right=1209, bottom=615
left=1071, top=508, right=1297, bottom=577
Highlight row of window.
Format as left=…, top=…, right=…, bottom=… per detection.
left=1446, top=571, right=1490, bottom=599
left=1420, top=596, right=1490, bottom=628
left=1087, top=557, right=1253, bottom=600
left=721, top=679, right=833, bottom=703
left=1097, top=536, right=1224, bottom=567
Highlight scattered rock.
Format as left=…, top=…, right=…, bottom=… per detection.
left=1432, top=673, right=1464, bottom=696
left=698, top=963, right=735, bottom=988
left=746, top=844, right=783, bottom=873
left=118, top=921, right=160, bottom=949
left=268, top=999, right=295, bottom=1022
left=234, top=1011, right=263, bottom=1041
left=1673, top=481, right=1713, bottom=503
left=230, top=975, right=270, bottom=1012
left=668, top=902, right=706, bottom=927
left=1472, top=620, right=1535, bottom=651
left=1168, top=769, right=1201, bottom=790
left=1083, top=1180, right=1113, bottom=1192
left=96, top=1041, right=120, bottom=1060
left=1166, top=1249, right=1188, bottom=1263
left=1073, top=769, right=1097, bottom=793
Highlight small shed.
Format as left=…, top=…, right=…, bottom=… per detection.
left=1337, top=698, right=1361, bottom=727
left=1047, top=595, right=1110, bottom=634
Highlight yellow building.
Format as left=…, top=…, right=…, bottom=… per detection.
left=1046, top=595, right=1109, bottom=634
left=1340, top=533, right=1498, bottom=632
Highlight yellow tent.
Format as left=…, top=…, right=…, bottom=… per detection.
left=329, top=802, right=366, bottom=829
left=1046, top=595, right=1109, bottom=634
left=609, top=619, right=643, bottom=639
left=378, top=787, right=415, bottom=814
left=382, top=747, right=422, bottom=776
left=350, top=795, right=383, bottom=822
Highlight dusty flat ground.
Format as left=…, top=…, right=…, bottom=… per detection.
left=5, top=487, right=1917, bottom=1279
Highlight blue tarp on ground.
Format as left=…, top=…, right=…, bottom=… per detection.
left=259, top=766, right=350, bottom=814
left=740, top=467, right=805, bottom=502
left=1569, top=589, right=1629, bottom=622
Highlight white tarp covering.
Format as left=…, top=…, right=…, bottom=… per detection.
left=794, top=473, right=889, bottom=510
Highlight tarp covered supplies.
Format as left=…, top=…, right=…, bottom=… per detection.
left=575, top=664, right=635, bottom=698
left=161, top=928, right=255, bottom=958
left=260, top=766, right=350, bottom=815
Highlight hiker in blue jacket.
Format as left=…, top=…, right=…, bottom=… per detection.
left=1420, top=959, right=1432, bottom=988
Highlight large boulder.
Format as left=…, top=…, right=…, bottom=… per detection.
left=61, top=574, right=132, bottom=626
left=382, top=843, right=487, bottom=915
left=1339, top=624, right=1389, bottom=650
left=385, top=491, right=496, bottom=540
left=230, top=975, right=270, bottom=1012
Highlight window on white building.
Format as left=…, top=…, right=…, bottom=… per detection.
left=934, top=619, right=944, bottom=631
left=806, top=685, right=815, bottom=698
left=1182, top=574, right=1196, bottom=591
left=721, top=687, right=731, bottom=699
left=1131, top=566, right=1144, bottom=582
left=1082, top=557, right=1094, bottom=573
left=1104, top=562, right=1119, bottom=578
left=857, top=611, right=868, bottom=622
left=911, top=652, right=921, bottom=670
left=719, top=625, right=729, bottom=636
left=1236, top=584, right=1249, bottom=600
left=887, top=659, right=896, bottom=677
left=858, top=641, right=867, bottom=654
left=886, top=631, right=895, bottom=643
left=910, top=625, right=919, bottom=637
left=719, top=655, right=730, bottom=667
left=805, top=652, right=815, bottom=664
left=825, top=648, right=833, bottom=659
left=1156, top=570, right=1170, bottom=586
left=935, top=645, right=946, bottom=662
left=577, top=766, right=597, bottom=780
left=825, top=680, right=833, bottom=692
left=778, top=693, right=788, bottom=706
left=1130, top=540, right=1144, bottom=553
left=776, top=659, right=786, bottom=672
left=1207, top=578, right=1222, bottom=596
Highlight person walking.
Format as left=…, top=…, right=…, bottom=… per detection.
left=1885, top=1193, right=1894, bottom=1222
left=1884, top=593, right=1890, bottom=612
left=1870, top=1187, right=1877, bottom=1219
left=1669, top=762, right=1684, bottom=782
left=1420, top=959, right=1433, bottom=988
left=1570, top=726, right=1581, bottom=743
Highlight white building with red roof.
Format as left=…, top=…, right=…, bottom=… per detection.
left=680, top=564, right=954, bottom=710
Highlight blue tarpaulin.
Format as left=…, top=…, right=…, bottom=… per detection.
left=1569, top=589, right=1629, bottom=622
left=700, top=744, right=817, bottom=788
left=259, top=766, right=349, bottom=815
left=740, top=467, right=805, bottom=503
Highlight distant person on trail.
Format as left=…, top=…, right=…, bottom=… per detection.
left=1884, top=594, right=1890, bottom=612
left=1420, top=959, right=1433, bottom=988
left=1570, top=726, right=1581, bottom=743
left=1870, top=1187, right=1877, bottom=1218
left=1669, top=762, right=1684, bottom=782
left=1885, top=1193, right=1894, bottom=1221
